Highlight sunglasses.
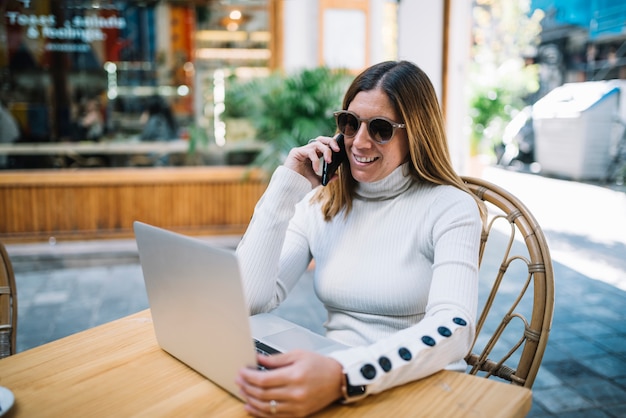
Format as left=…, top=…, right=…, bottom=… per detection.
left=334, top=110, right=406, bottom=144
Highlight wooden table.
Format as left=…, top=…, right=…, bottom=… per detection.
left=0, top=310, right=532, bottom=417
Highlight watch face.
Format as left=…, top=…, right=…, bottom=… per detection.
left=347, top=384, right=367, bottom=397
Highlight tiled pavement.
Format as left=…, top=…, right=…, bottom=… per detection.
left=4, top=166, right=626, bottom=417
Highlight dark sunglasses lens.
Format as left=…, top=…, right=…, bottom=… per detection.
left=337, top=112, right=359, bottom=136
left=369, top=118, right=394, bottom=142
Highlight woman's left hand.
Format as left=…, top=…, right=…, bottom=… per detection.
left=236, top=350, right=344, bottom=417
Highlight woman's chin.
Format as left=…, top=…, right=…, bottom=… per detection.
left=350, top=167, right=382, bottom=183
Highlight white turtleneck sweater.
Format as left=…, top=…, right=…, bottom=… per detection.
left=236, top=163, right=482, bottom=397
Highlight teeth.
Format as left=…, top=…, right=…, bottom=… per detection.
left=355, top=156, right=376, bottom=163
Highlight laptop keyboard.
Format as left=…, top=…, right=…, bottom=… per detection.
left=254, top=339, right=281, bottom=356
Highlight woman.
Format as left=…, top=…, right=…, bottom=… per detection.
left=235, top=61, right=484, bottom=417
left=140, top=95, right=178, bottom=141
left=76, top=97, right=104, bottom=141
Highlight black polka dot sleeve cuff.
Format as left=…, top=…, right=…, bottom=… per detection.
left=327, top=307, right=474, bottom=397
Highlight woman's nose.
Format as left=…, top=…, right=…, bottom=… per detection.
left=352, top=122, right=372, bottom=148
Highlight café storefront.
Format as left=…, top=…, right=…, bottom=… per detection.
left=0, top=0, right=277, bottom=241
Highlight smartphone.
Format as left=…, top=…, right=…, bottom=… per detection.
left=321, top=134, right=346, bottom=186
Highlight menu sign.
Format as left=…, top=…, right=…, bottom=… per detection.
left=1, top=1, right=143, bottom=69
left=5, top=10, right=126, bottom=53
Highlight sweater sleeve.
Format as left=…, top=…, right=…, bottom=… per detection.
left=236, top=166, right=315, bottom=314
left=327, top=191, right=482, bottom=396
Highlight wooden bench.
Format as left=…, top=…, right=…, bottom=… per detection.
left=0, top=166, right=268, bottom=243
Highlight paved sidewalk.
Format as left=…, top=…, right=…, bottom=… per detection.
left=5, top=166, right=626, bottom=417
left=481, top=166, right=626, bottom=418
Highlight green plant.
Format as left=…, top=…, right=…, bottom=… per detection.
left=242, top=67, right=352, bottom=174
left=468, top=85, right=519, bottom=153
left=187, top=123, right=210, bottom=155
left=223, top=74, right=261, bottom=119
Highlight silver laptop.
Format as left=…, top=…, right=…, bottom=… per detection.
left=133, top=221, right=347, bottom=401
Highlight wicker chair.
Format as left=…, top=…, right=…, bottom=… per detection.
left=462, top=176, right=555, bottom=389
left=0, top=241, right=18, bottom=358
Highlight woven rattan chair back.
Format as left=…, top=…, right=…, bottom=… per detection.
left=0, top=241, right=18, bottom=358
left=462, top=176, right=554, bottom=389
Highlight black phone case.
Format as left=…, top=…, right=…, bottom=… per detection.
left=322, top=134, right=346, bottom=186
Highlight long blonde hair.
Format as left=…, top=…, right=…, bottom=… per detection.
left=313, top=61, right=484, bottom=221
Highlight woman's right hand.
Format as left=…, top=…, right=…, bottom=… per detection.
left=283, top=135, right=342, bottom=187
left=236, top=350, right=344, bottom=417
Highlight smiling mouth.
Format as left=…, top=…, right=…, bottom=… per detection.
left=354, top=155, right=378, bottom=163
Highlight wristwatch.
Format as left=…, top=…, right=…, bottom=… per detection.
left=340, top=373, right=368, bottom=404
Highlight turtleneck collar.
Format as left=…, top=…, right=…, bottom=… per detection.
left=354, top=162, right=415, bottom=201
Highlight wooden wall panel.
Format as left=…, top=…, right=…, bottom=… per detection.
left=0, top=167, right=268, bottom=242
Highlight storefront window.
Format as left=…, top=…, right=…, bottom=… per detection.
left=0, top=0, right=272, bottom=168
left=194, top=1, right=272, bottom=147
